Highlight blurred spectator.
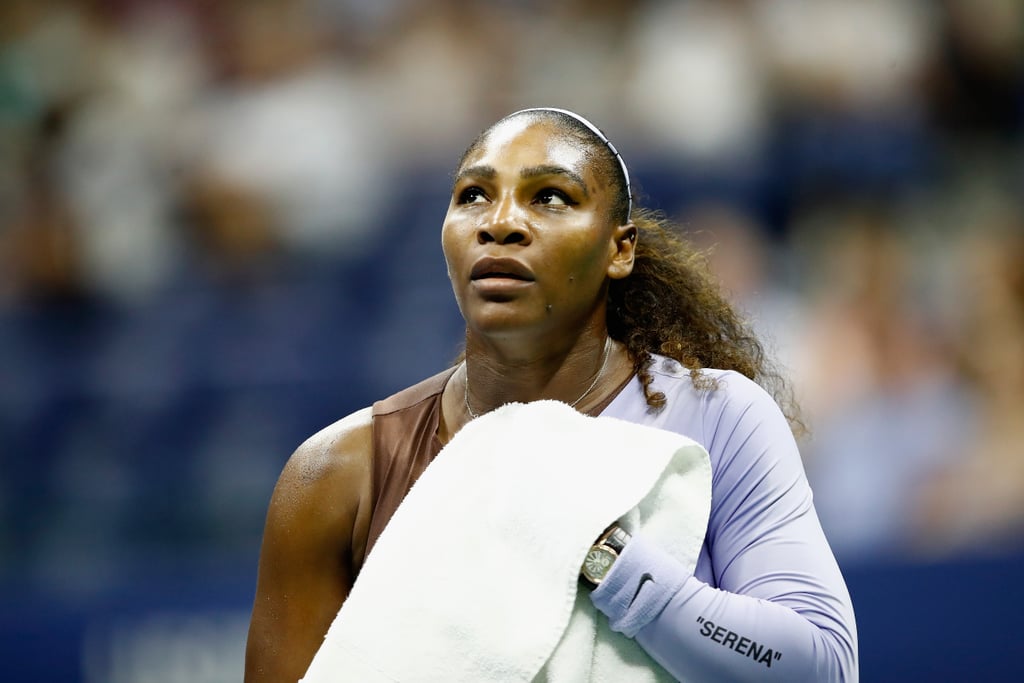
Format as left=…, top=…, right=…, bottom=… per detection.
left=625, top=0, right=768, bottom=162
left=503, top=0, right=636, bottom=131
left=754, top=0, right=934, bottom=115
left=363, top=0, right=506, bottom=167
left=2, top=106, right=88, bottom=306
left=1, top=0, right=96, bottom=305
left=9, top=1, right=202, bottom=304
left=789, top=202, right=973, bottom=562
left=925, top=0, right=1024, bottom=141
left=179, top=0, right=389, bottom=271
left=755, top=0, right=938, bottom=207
left=916, top=212, right=1024, bottom=555
left=678, top=201, right=804, bottom=367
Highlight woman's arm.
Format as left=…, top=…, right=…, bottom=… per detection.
left=592, top=376, right=858, bottom=681
left=244, top=408, right=374, bottom=683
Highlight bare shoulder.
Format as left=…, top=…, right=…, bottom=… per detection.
left=281, top=406, right=374, bottom=493
left=246, top=407, right=374, bottom=683
left=268, top=406, right=375, bottom=564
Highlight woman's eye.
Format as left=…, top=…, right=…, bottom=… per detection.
left=535, top=189, right=574, bottom=206
left=458, top=187, right=487, bottom=204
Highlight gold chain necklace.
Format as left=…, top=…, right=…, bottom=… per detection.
left=463, top=337, right=612, bottom=419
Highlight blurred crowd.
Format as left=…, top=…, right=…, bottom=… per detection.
left=1, top=0, right=1023, bottom=594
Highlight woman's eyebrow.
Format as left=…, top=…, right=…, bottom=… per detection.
left=453, top=163, right=589, bottom=197
left=453, top=164, right=496, bottom=188
left=520, top=165, right=589, bottom=197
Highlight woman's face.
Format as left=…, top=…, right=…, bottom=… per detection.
left=442, top=116, right=634, bottom=342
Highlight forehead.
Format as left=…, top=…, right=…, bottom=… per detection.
left=463, top=117, right=597, bottom=177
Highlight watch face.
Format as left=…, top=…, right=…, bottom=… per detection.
left=582, top=546, right=617, bottom=585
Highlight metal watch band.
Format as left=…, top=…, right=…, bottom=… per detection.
left=598, top=524, right=632, bottom=554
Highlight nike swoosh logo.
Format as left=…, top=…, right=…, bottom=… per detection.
left=630, top=572, right=655, bottom=607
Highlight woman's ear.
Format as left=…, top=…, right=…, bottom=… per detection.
left=607, top=223, right=637, bottom=280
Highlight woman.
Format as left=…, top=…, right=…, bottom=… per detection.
left=244, top=108, right=858, bottom=681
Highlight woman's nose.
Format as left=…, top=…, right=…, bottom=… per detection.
left=478, top=196, right=532, bottom=245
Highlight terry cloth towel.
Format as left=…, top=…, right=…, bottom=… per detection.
left=301, top=399, right=712, bottom=683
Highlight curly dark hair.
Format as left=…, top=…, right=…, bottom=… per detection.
left=609, top=208, right=805, bottom=435
left=457, top=109, right=805, bottom=434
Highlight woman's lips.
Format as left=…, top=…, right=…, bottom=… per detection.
left=471, top=276, right=534, bottom=295
left=470, top=257, right=535, bottom=282
left=469, top=257, right=535, bottom=297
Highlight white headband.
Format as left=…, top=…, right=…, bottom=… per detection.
left=509, top=107, right=633, bottom=220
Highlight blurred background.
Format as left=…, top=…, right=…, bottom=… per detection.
left=1, top=0, right=1022, bottom=680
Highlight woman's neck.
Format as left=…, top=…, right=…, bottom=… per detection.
left=438, top=334, right=634, bottom=444
left=461, top=329, right=631, bottom=415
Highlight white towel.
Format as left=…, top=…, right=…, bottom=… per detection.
left=301, top=400, right=712, bottom=683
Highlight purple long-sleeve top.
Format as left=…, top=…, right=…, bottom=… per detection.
left=594, top=357, right=858, bottom=681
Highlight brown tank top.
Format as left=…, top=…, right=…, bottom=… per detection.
left=366, top=366, right=635, bottom=559
left=367, top=367, right=454, bottom=559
